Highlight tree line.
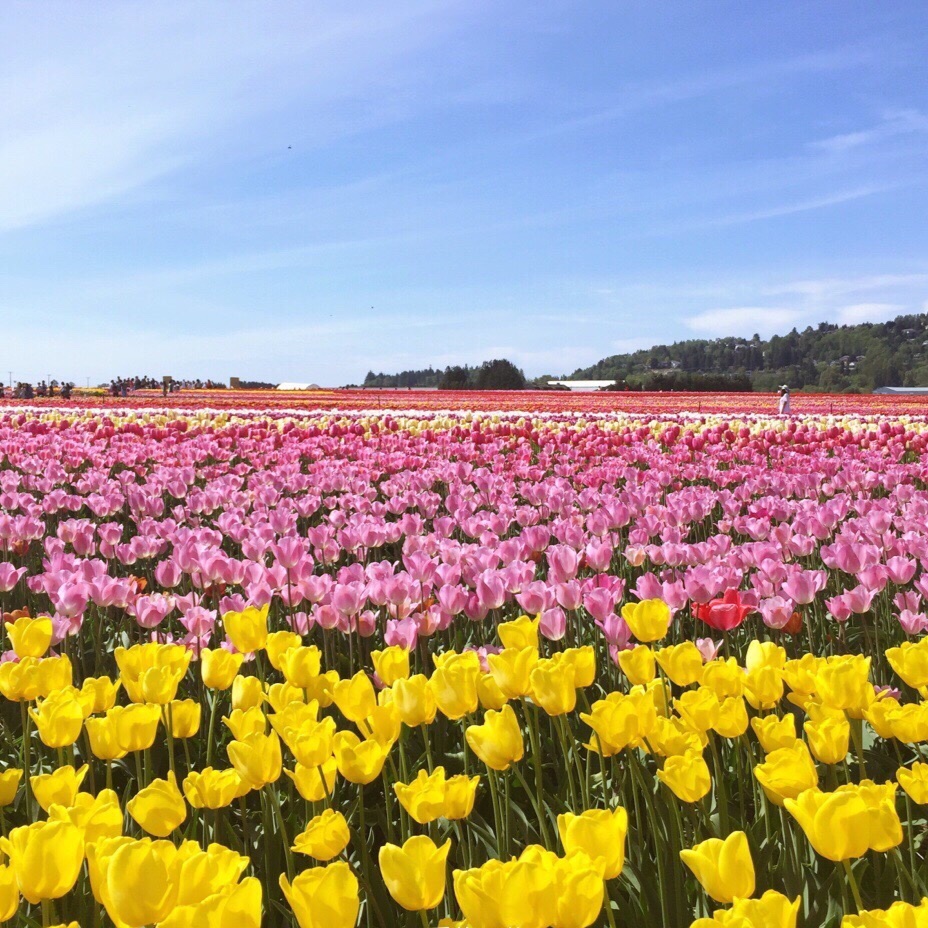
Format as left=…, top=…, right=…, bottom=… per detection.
left=361, top=359, right=529, bottom=390
left=573, top=313, right=928, bottom=392
left=357, top=312, right=928, bottom=393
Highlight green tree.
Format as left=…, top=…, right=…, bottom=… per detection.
left=440, top=366, right=470, bottom=390
left=474, top=359, right=526, bottom=390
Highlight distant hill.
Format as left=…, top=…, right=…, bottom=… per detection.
left=571, top=312, right=928, bottom=393
left=360, top=313, right=928, bottom=393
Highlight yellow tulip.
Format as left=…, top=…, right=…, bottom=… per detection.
left=745, top=641, right=786, bottom=673
left=444, top=773, right=480, bottom=820
left=34, top=655, right=72, bottom=698
left=372, top=646, right=410, bottom=686
left=783, top=654, right=824, bottom=697
left=675, top=688, right=721, bottom=733
left=48, top=788, right=123, bottom=845
left=279, top=861, right=359, bottom=928
left=183, top=767, right=246, bottom=809
left=391, top=674, right=438, bottom=727
left=466, top=704, right=524, bottom=771
left=286, top=758, right=338, bottom=802
left=303, top=670, right=339, bottom=708
left=842, top=901, right=928, bottom=928
left=500, top=846, right=559, bottom=928
left=223, top=604, right=270, bottom=653
left=557, top=807, right=628, bottom=879
left=364, top=703, right=401, bottom=747
left=477, top=672, right=509, bottom=710
left=110, top=702, right=162, bottom=752
left=581, top=692, right=650, bottom=757
left=158, top=877, right=262, bottom=928
left=0, top=863, right=17, bottom=922
left=231, top=674, right=265, bottom=711
left=885, top=703, right=928, bottom=744
left=395, top=767, right=448, bottom=824
left=785, top=783, right=902, bottom=861
left=564, top=646, right=596, bottom=687
left=5, top=615, right=52, bottom=659
left=498, top=615, right=540, bottom=650
left=0, top=820, right=84, bottom=904
left=116, top=643, right=190, bottom=704
left=655, top=642, right=704, bottom=686
left=618, top=645, right=656, bottom=685
left=454, top=860, right=508, bottom=928
left=701, top=658, right=745, bottom=698
left=0, top=770, right=23, bottom=807
left=224, top=706, right=267, bottom=741
left=744, top=666, right=784, bottom=710
left=88, top=836, right=179, bottom=927
left=897, top=762, right=928, bottom=804
left=754, top=741, right=819, bottom=807
left=430, top=651, right=481, bottom=720
left=0, top=657, right=42, bottom=702
left=379, top=835, right=451, bottom=911
left=657, top=749, right=711, bottom=802
left=266, top=631, right=303, bottom=670
left=751, top=714, right=797, bottom=753
left=694, top=891, right=800, bottom=927
left=282, top=717, right=337, bottom=768
left=127, top=771, right=187, bottom=837
left=529, top=656, right=577, bottom=715
left=332, top=731, right=387, bottom=784
left=804, top=716, right=850, bottom=765
left=280, top=646, right=323, bottom=689
left=713, top=696, right=749, bottom=738
left=30, top=764, right=88, bottom=812
left=83, top=715, right=127, bottom=761
left=680, top=830, right=755, bottom=903
left=333, top=671, right=376, bottom=722
left=816, top=656, right=873, bottom=716
left=169, top=699, right=201, bottom=738
left=266, top=681, right=311, bottom=713
left=621, top=599, right=672, bottom=642
left=172, top=841, right=250, bottom=907
left=291, top=809, right=350, bottom=861
left=488, top=646, right=538, bottom=698
left=79, top=675, right=121, bottom=714
left=553, top=851, right=606, bottom=928
left=201, top=648, right=244, bottom=690
left=228, top=731, right=282, bottom=788
left=29, top=688, right=84, bottom=748
left=886, top=639, right=928, bottom=689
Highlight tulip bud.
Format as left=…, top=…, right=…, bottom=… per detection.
left=379, top=835, right=451, bottom=911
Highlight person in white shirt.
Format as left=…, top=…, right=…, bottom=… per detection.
left=778, top=385, right=791, bottom=414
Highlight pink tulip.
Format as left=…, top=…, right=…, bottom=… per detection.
left=539, top=606, right=567, bottom=641
left=0, top=563, right=26, bottom=592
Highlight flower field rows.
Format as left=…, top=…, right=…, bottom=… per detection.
left=2, top=404, right=928, bottom=926
left=4, top=386, right=928, bottom=416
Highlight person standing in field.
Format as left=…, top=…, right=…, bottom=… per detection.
left=778, top=385, right=791, bottom=414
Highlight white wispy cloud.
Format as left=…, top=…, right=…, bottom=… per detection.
left=705, top=185, right=896, bottom=227
left=686, top=307, right=803, bottom=337
left=834, top=302, right=904, bottom=325
left=0, top=2, right=467, bottom=232
left=810, top=109, right=928, bottom=154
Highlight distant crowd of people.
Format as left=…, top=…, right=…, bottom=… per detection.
left=2, top=380, right=74, bottom=399
left=0, top=375, right=227, bottom=400
left=109, top=376, right=226, bottom=396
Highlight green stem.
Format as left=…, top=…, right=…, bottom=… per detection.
left=265, top=784, right=294, bottom=881
left=842, top=859, right=864, bottom=912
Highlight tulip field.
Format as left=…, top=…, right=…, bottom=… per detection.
left=4, top=395, right=928, bottom=928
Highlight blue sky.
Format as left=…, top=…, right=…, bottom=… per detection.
left=2, top=1, right=927, bottom=386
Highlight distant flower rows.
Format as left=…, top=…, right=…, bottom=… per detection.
left=1, top=405, right=928, bottom=926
